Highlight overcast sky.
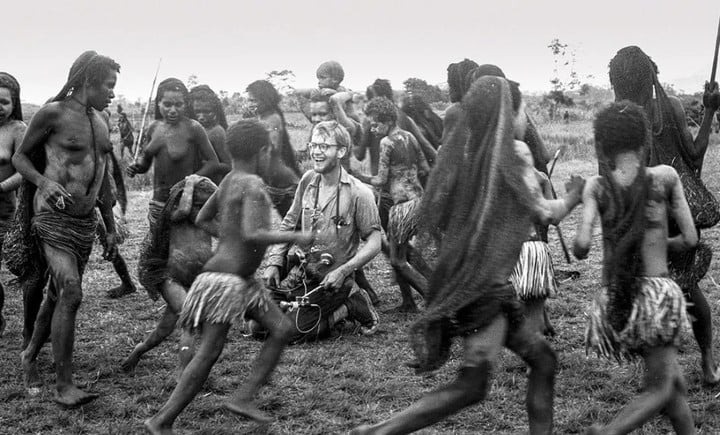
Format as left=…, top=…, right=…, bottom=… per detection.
left=5, top=0, right=719, bottom=104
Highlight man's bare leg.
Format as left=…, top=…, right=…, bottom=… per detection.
left=506, top=318, right=557, bottom=435
left=684, top=283, right=719, bottom=384
left=351, top=315, right=507, bottom=435
left=21, top=291, right=56, bottom=390
left=122, top=280, right=187, bottom=372
left=587, top=347, right=692, bottom=435
left=43, top=243, right=98, bottom=407
left=22, top=273, right=47, bottom=349
left=387, top=243, right=426, bottom=314
left=523, top=300, right=547, bottom=337
left=145, top=322, right=230, bottom=435
left=106, top=253, right=137, bottom=299
left=225, top=302, right=294, bottom=423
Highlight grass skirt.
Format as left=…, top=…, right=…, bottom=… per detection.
left=388, top=198, right=420, bottom=245
left=585, top=277, right=690, bottom=362
left=179, top=272, right=272, bottom=332
left=510, top=241, right=557, bottom=300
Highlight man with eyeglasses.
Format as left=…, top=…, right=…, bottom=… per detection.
left=262, top=120, right=382, bottom=342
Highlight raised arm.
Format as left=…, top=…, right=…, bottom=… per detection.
left=513, top=140, right=584, bottom=226
left=666, top=167, right=698, bottom=251
left=670, top=82, right=719, bottom=172
left=329, top=92, right=359, bottom=138
left=573, top=177, right=600, bottom=260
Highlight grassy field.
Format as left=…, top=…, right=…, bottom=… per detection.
left=1, top=115, right=720, bottom=434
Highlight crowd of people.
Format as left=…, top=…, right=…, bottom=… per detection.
left=0, top=45, right=719, bottom=434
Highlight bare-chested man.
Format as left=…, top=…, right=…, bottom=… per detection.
left=14, top=51, right=120, bottom=406
left=0, top=72, right=25, bottom=336
left=128, top=78, right=220, bottom=301
left=356, top=97, right=430, bottom=312
left=145, top=120, right=310, bottom=434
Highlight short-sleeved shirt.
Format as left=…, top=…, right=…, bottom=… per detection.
left=267, top=167, right=381, bottom=269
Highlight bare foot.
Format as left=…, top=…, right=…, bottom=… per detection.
left=106, top=284, right=136, bottom=299
left=144, top=418, right=174, bottom=435
left=21, top=349, right=42, bottom=390
left=384, top=304, right=418, bottom=314
left=53, top=384, right=99, bottom=407
left=121, top=345, right=143, bottom=372
left=703, top=364, right=720, bottom=385
left=224, top=398, right=273, bottom=424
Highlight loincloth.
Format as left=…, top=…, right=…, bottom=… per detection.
left=265, top=184, right=297, bottom=217
left=510, top=241, right=557, bottom=301
left=32, top=210, right=97, bottom=273
left=138, top=200, right=166, bottom=300
left=585, top=277, right=690, bottom=362
left=388, top=198, right=420, bottom=245
left=179, top=272, right=272, bottom=332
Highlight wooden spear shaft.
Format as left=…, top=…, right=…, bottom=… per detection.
left=710, top=16, right=720, bottom=84
left=133, top=58, right=162, bottom=161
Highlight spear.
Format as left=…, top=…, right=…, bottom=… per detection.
left=710, top=16, right=720, bottom=84
left=547, top=146, right=572, bottom=264
left=133, top=58, right=162, bottom=161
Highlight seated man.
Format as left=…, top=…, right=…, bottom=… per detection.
left=263, top=121, right=382, bottom=342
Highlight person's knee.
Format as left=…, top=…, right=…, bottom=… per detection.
left=527, top=340, right=557, bottom=376
left=443, top=362, right=491, bottom=405
left=56, top=276, right=83, bottom=308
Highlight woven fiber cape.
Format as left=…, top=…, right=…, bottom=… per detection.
left=137, top=177, right=217, bottom=300
left=411, top=77, right=533, bottom=373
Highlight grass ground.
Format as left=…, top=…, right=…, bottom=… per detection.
left=1, top=116, right=719, bottom=434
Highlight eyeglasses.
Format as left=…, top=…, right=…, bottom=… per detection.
left=307, top=142, right=340, bottom=153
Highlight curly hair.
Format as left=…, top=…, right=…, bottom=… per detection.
left=0, top=72, right=22, bottom=121
left=188, top=84, right=228, bottom=129
left=365, top=96, right=397, bottom=124
left=594, top=100, right=649, bottom=164
left=154, top=78, right=188, bottom=120
left=316, top=60, right=345, bottom=83
left=52, top=51, right=120, bottom=102
left=366, top=79, right=393, bottom=101
left=226, top=119, right=269, bottom=161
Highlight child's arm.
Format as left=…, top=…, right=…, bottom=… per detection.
left=411, top=133, right=430, bottom=178
left=666, top=167, right=698, bottom=251
left=354, top=118, right=371, bottom=161
left=513, top=140, right=584, bottom=226
left=403, top=115, right=436, bottom=166
left=573, top=177, right=599, bottom=260
left=240, top=184, right=311, bottom=245
left=194, top=190, right=220, bottom=237
left=329, top=92, right=359, bottom=137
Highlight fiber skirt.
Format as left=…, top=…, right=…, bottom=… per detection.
left=179, top=272, right=272, bottom=331
left=388, top=198, right=420, bottom=245
left=510, top=241, right=557, bottom=300
left=585, top=277, right=690, bottom=362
